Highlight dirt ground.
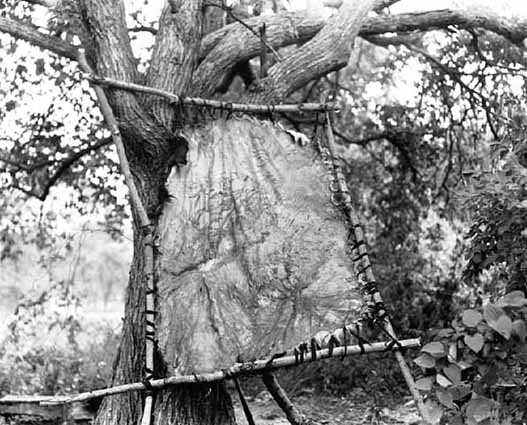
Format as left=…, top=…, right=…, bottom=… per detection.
left=232, top=391, right=421, bottom=425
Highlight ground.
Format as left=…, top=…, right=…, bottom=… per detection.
left=232, top=392, right=421, bottom=425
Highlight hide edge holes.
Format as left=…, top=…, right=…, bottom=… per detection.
left=150, top=134, right=188, bottom=220
left=167, top=134, right=189, bottom=171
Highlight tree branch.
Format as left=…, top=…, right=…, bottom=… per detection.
left=1, top=138, right=111, bottom=201
left=0, top=17, right=77, bottom=60
left=22, top=0, right=58, bottom=7
left=404, top=42, right=500, bottom=139
left=194, top=10, right=322, bottom=95
left=145, top=0, right=203, bottom=128
left=39, top=138, right=112, bottom=201
left=77, top=0, right=171, bottom=159
left=262, top=373, right=316, bottom=425
left=77, top=48, right=156, bottom=425
left=196, top=8, right=527, bottom=97
left=44, top=338, right=421, bottom=405
left=257, top=0, right=376, bottom=102
left=323, top=0, right=402, bottom=10
left=128, top=25, right=157, bottom=35
left=85, top=73, right=335, bottom=112
left=362, top=9, right=527, bottom=44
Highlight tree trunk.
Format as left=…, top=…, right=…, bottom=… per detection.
left=94, top=234, right=236, bottom=425
left=93, top=141, right=237, bottom=425
left=69, top=2, right=373, bottom=423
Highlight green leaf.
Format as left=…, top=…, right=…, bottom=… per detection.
left=436, top=373, right=452, bottom=388
left=414, top=353, right=436, bottom=369
left=512, top=319, right=526, bottom=342
left=483, top=304, right=512, bottom=338
left=35, top=58, right=45, bottom=75
left=464, top=333, right=484, bottom=353
left=489, top=315, right=512, bottom=340
left=495, top=290, right=527, bottom=307
left=481, top=364, right=498, bottom=386
left=443, top=364, right=462, bottom=384
left=483, top=304, right=505, bottom=325
left=436, top=388, right=456, bottom=409
left=449, top=413, right=464, bottom=425
left=423, top=400, right=444, bottom=425
left=449, top=384, right=471, bottom=402
left=436, top=328, right=454, bottom=339
left=447, top=343, right=457, bottom=363
left=465, top=397, right=496, bottom=423
left=462, top=309, right=482, bottom=327
left=422, top=341, right=446, bottom=358
left=415, top=377, right=434, bottom=391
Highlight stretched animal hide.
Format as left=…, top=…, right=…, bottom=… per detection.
left=157, top=117, right=361, bottom=374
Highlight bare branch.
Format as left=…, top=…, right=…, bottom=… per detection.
left=208, top=1, right=282, bottom=61
left=258, top=0, right=376, bottom=102
left=39, top=138, right=112, bottom=200
left=196, top=0, right=378, bottom=100
left=195, top=10, right=321, bottom=95
left=85, top=73, right=336, bottom=112
left=43, top=338, right=421, bottom=405
left=145, top=0, right=204, bottom=128
left=1, top=138, right=111, bottom=201
left=78, top=48, right=156, bottom=425
left=128, top=25, right=157, bottom=35
left=262, top=373, right=315, bottom=425
left=0, top=153, right=33, bottom=172
left=374, top=0, right=403, bottom=10
left=77, top=0, right=173, bottom=159
left=362, top=9, right=527, bottom=44
left=323, top=0, right=402, bottom=10
left=0, top=17, right=77, bottom=60
left=196, top=8, right=527, bottom=97
left=22, top=0, right=59, bottom=7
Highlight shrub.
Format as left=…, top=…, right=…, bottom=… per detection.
left=0, top=281, right=120, bottom=396
left=414, top=290, right=527, bottom=425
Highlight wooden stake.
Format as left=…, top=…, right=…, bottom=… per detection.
left=259, top=23, right=268, bottom=78
left=262, top=373, right=318, bottom=425
left=323, top=112, right=426, bottom=421
left=77, top=49, right=156, bottom=425
left=42, top=338, right=420, bottom=405
left=83, top=74, right=337, bottom=113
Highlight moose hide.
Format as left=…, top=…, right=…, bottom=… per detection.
left=157, top=117, right=362, bottom=374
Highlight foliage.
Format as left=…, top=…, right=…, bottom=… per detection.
left=0, top=280, right=119, bottom=396
left=415, top=290, right=527, bottom=425
left=462, top=110, right=527, bottom=295
left=0, top=0, right=128, bottom=259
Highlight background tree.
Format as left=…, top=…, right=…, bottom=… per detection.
left=1, top=1, right=527, bottom=424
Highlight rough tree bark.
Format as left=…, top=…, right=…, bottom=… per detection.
left=81, top=1, right=375, bottom=424
left=2, top=1, right=527, bottom=424
left=91, top=1, right=376, bottom=423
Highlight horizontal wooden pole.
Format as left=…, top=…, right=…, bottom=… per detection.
left=85, top=74, right=337, bottom=113
left=42, top=337, right=420, bottom=405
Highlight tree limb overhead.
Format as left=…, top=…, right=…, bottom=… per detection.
left=77, top=0, right=171, bottom=160
left=0, top=17, right=77, bottom=60
left=145, top=0, right=203, bottom=129
left=196, top=8, right=527, bottom=97
left=256, top=0, right=376, bottom=102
